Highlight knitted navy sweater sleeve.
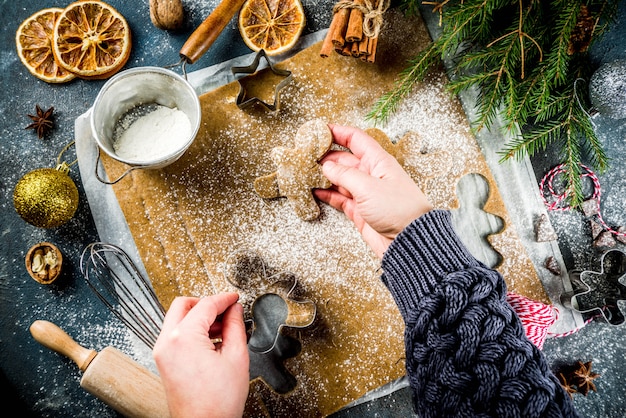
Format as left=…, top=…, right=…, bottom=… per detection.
left=381, top=210, right=578, bottom=417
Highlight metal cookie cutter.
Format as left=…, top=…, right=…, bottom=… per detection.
left=223, top=249, right=316, bottom=353
left=561, top=249, right=626, bottom=326
left=223, top=249, right=316, bottom=394
left=231, top=49, right=293, bottom=112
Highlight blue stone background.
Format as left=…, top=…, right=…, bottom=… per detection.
left=1, top=1, right=624, bottom=416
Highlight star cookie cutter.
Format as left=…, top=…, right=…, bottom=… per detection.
left=231, top=49, right=293, bottom=112
left=561, top=249, right=626, bottom=326
left=223, top=249, right=316, bottom=353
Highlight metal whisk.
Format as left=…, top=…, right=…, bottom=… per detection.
left=80, top=242, right=165, bottom=349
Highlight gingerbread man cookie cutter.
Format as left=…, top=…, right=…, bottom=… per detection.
left=561, top=249, right=626, bottom=326
left=223, top=249, right=317, bottom=354
left=254, top=119, right=332, bottom=221
left=231, top=49, right=293, bottom=112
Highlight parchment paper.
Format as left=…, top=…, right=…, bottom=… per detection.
left=75, top=24, right=582, bottom=416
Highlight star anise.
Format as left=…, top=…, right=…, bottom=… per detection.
left=571, top=360, right=600, bottom=396
left=558, top=372, right=578, bottom=399
left=25, top=105, right=54, bottom=139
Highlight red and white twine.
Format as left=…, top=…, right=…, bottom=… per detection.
left=505, top=163, right=623, bottom=347
left=539, top=163, right=626, bottom=238
left=507, top=292, right=599, bottom=347
left=519, top=162, right=626, bottom=341
left=506, top=292, right=556, bottom=349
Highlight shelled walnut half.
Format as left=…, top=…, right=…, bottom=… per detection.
left=26, top=242, right=62, bottom=284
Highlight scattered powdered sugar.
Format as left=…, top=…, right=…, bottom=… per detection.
left=381, top=73, right=474, bottom=206
left=113, top=104, right=191, bottom=162
left=128, top=106, right=406, bottom=415
left=101, top=9, right=548, bottom=414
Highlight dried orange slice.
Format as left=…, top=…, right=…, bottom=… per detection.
left=238, top=0, right=306, bottom=56
left=52, top=0, right=131, bottom=79
left=16, top=8, right=76, bottom=83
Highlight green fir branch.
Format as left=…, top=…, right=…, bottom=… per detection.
left=440, top=0, right=491, bottom=48
left=374, top=0, right=618, bottom=207
left=500, top=120, right=563, bottom=161
left=562, top=123, right=585, bottom=207
left=574, top=98, right=610, bottom=172
left=546, top=0, right=581, bottom=82
left=507, top=67, right=548, bottom=129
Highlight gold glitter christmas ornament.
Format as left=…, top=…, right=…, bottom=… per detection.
left=13, top=142, right=79, bottom=228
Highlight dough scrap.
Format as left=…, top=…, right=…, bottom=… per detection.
left=365, top=128, right=453, bottom=190
left=254, top=119, right=333, bottom=220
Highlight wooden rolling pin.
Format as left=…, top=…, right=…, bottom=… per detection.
left=179, top=0, right=247, bottom=64
left=30, top=320, right=170, bottom=418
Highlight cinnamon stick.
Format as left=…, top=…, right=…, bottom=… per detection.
left=345, top=0, right=364, bottom=43
left=330, top=7, right=351, bottom=48
left=362, top=36, right=378, bottom=63
left=358, top=36, right=369, bottom=56
left=338, top=43, right=353, bottom=56
left=320, top=0, right=384, bottom=63
left=351, top=41, right=360, bottom=57
left=179, top=0, right=247, bottom=64
left=320, top=13, right=342, bottom=57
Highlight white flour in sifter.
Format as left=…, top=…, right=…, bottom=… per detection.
left=113, top=104, right=192, bottom=162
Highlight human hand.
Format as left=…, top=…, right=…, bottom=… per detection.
left=153, top=293, right=249, bottom=418
left=315, top=124, right=433, bottom=258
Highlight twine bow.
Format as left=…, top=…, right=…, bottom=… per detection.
left=333, top=0, right=390, bottom=38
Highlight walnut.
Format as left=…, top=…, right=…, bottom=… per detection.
left=26, top=242, right=62, bottom=284
left=149, top=0, right=184, bottom=31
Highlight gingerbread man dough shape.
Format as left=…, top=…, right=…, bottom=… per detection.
left=254, top=119, right=332, bottom=221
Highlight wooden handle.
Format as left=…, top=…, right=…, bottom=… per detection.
left=31, top=320, right=170, bottom=418
left=179, top=0, right=247, bottom=64
left=30, top=320, right=97, bottom=372
left=82, top=347, right=171, bottom=418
